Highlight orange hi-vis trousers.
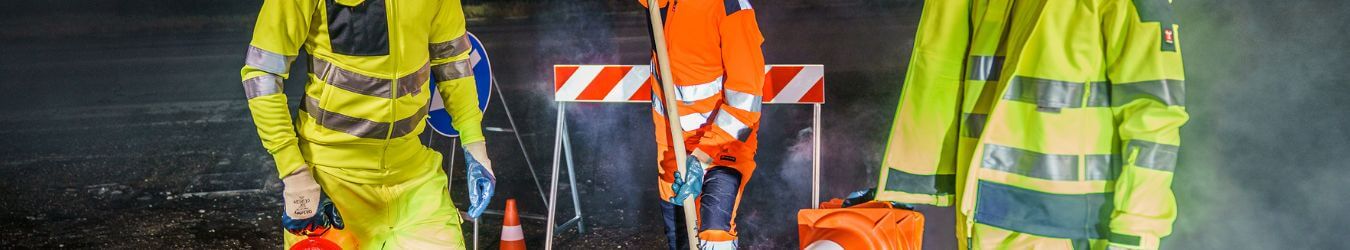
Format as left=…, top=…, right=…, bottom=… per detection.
left=642, top=0, right=765, bottom=245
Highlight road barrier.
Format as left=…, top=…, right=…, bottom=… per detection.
left=544, top=64, right=827, bottom=248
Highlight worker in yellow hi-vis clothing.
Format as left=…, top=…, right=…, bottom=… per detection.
left=239, top=0, right=495, bottom=248
left=874, top=0, right=1188, bottom=249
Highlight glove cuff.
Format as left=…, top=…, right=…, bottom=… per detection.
left=272, top=144, right=307, bottom=179
left=464, top=142, right=492, bottom=167
left=282, top=165, right=320, bottom=188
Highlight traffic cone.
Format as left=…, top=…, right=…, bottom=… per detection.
left=500, top=198, right=526, bottom=250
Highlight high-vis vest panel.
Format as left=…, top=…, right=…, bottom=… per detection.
left=640, top=0, right=766, bottom=238
left=241, top=0, right=483, bottom=184
left=875, top=0, right=1187, bottom=249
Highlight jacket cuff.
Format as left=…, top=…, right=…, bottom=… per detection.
left=1108, top=232, right=1159, bottom=250
left=271, top=144, right=307, bottom=179
left=458, top=132, right=486, bottom=146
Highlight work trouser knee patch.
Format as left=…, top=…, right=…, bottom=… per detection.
left=699, top=167, right=742, bottom=232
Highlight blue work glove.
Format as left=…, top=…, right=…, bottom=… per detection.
left=280, top=165, right=345, bottom=235
left=464, top=142, right=496, bottom=220
left=670, top=154, right=706, bottom=205
left=842, top=188, right=915, bottom=210
left=841, top=188, right=877, bottom=207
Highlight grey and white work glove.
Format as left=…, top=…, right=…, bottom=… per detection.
left=464, top=142, right=496, bottom=220
left=281, top=164, right=344, bottom=235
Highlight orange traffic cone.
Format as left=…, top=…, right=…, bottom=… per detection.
left=500, top=198, right=526, bottom=250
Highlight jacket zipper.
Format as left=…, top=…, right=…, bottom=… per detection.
left=379, top=0, right=398, bottom=168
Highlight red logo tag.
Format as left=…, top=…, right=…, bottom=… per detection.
left=1163, top=28, right=1175, bottom=44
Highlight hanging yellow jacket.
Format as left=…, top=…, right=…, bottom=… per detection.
left=240, top=0, right=483, bottom=183
left=875, top=0, right=1187, bottom=249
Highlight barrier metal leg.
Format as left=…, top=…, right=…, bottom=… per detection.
left=559, top=120, right=585, bottom=234
left=812, top=103, right=822, bottom=209
left=545, top=105, right=566, bottom=249
left=493, top=78, right=550, bottom=206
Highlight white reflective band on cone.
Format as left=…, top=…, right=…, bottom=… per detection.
left=501, top=225, right=524, bottom=241
left=804, top=240, right=845, bottom=250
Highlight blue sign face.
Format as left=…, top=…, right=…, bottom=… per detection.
left=426, top=32, right=493, bottom=137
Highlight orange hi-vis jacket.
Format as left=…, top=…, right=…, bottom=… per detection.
left=641, top=0, right=765, bottom=209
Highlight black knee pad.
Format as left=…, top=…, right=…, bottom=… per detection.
left=699, top=166, right=743, bottom=232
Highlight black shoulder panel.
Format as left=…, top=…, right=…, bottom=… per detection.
left=1132, top=0, right=1178, bottom=52
left=325, top=0, right=390, bottom=56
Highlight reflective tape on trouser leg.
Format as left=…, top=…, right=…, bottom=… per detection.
left=662, top=201, right=690, bottom=250
left=700, top=167, right=743, bottom=232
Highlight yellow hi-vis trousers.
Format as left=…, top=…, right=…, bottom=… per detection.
left=283, top=154, right=465, bottom=250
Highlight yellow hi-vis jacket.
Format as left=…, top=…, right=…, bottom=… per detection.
left=875, top=0, right=1187, bottom=249
left=240, top=0, right=483, bottom=182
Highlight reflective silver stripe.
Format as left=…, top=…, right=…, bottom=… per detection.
left=1003, top=76, right=1111, bottom=111
left=963, top=113, right=987, bottom=138
left=1126, top=140, right=1179, bottom=172
left=679, top=112, right=710, bottom=132
left=1087, top=82, right=1111, bottom=107
left=302, top=96, right=428, bottom=139
left=1084, top=154, right=1121, bottom=181
left=429, top=35, right=472, bottom=61
left=699, top=240, right=737, bottom=250
left=713, top=112, right=752, bottom=142
left=651, top=93, right=666, bottom=116
left=390, top=102, right=430, bottom=138
left=675, top=77, right=723, bottom=103
left=982, top=144, right=1122, bottom=181
left=242, top=74, right=283, bottom=99
left=397, top=64, right=432, bottom=97
left=245, top=46, right=295, bottom=75
left=981, top=144, right=1079, bottom=181
left=967, top=55, right=1004, bottom=81
left=311, top=58, right=427, bottom=99
left=431, top=58, right=474, bottom=82
left=722, top=89, right=761, bottom=112
left=1113, top=79, right=1185, bottom=106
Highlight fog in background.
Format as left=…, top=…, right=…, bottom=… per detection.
left=1, top=0, right=1348, bottom=249
left=1168, top=1, right=1350, bottom=249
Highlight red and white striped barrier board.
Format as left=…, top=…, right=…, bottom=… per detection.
left=553, top=65, right=824, bottom=104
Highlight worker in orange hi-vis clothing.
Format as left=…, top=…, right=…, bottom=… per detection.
left=639, top=0, right=765, bottom=249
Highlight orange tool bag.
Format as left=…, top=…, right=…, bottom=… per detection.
left=797, top=199, right=924, bottom=250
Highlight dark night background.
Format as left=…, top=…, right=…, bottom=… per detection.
left=2, top=0, right=1349, bottom=249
